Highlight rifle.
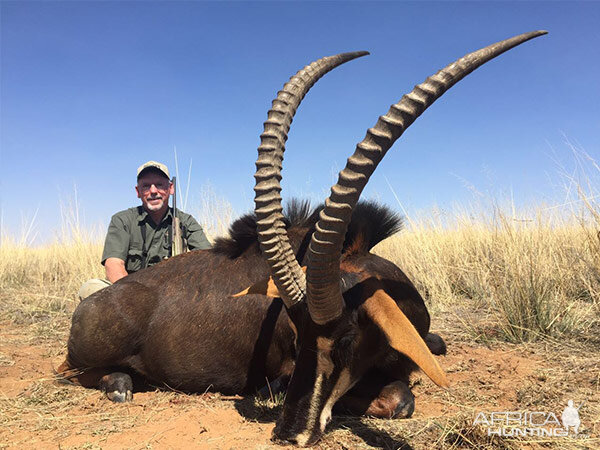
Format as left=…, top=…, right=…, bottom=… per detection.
left=171, top=177, right=184, bottom=257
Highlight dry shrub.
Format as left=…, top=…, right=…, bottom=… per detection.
left=375, top=200, right=600, bottom=343
left=0, top=231, right=104, bottom=328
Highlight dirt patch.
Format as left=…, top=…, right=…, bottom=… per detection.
left=1, top=320, right=598, bottom=449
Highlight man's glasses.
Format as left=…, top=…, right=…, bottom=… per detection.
left=139, top=183, right=170, bottom=193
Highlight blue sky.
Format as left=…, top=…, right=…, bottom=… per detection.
left=2, top=1, right=599, bottom=243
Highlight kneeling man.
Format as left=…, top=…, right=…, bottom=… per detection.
left=79, top=161, right=211, bottom=299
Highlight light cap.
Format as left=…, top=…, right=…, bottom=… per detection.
left=137, top=160, right=170, bottom=180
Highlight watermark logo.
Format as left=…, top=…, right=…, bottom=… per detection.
left=561, top=400, right=581, bottom=434
left=473, top=400, right=588, bottom=438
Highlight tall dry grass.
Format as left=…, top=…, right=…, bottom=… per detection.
left=374, top=202, right=600, bottom=343
left=0, top=193, right=103, bottom=332
left=2, top=168, right=599, bottom=344
left=192, top=182, right=236, bottom=239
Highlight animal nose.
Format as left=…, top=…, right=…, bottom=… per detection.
left=272, top=423, right=302, bottom=445
left=272, top=424, right=322, bottom=447
left=271, top=423, right=291, bottom=442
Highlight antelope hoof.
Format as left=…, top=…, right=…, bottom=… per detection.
left=366, top=380, right=415, bottom=419
left=99, top=372, right=133, bottom=403
left=392, top=390, right=415, bottom=419
left=425, top=332, right=447, bottom=355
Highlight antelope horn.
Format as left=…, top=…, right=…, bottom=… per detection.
left=254, top=51, right=369, bottom=309
left=306, top=30, right=548, bottom=325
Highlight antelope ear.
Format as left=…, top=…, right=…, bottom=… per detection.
left=364, top=288, right=449, bottom=388
left=233, top=267, right=307, bottom=298
left=233, top=277, right=281, bottom=298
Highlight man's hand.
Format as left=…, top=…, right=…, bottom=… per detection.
left=105, top=257, right=128, bottom=283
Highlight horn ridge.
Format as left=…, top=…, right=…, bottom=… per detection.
left=306, top=30, right=547, bottom=325
left=254, top=51, right=370, bottom=308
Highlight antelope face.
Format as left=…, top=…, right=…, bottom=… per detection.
left=272, top=308, right=382, bottom=446
left=272, top=273, right=448, bottom=446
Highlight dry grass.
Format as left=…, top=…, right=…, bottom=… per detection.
left=192, top=182, right=236, bottom=241
left=3, top=196, right=599, bottom=343
left=374, top=203, right=600, bottom=343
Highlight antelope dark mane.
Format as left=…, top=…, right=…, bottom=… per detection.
left=213, top=200, right=403, bottom=259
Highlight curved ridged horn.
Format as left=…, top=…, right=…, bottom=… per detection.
left=306, top=30, right=548, bottom=325
left=254, top=51, right=369, bottom=308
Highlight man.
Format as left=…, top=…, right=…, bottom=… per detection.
left=78, top=160, right=211, bottom=299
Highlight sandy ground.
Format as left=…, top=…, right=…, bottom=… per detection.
left=1, top=318, right=598, bottom=449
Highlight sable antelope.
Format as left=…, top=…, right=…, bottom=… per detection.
left=59, top=30, right=546, bottom=446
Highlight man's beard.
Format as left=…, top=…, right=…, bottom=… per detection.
left=145, top=196, right=165, bottom=211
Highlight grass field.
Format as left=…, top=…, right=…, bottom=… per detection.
left=1, top=193, right=599, bottom=448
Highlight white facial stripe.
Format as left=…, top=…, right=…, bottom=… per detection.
left=294, top=431, right=311, bottom=447
left=294, top=374, right=324, bottom=446
left=319, top=368, right=354, bottom=431
left=293, top=337, right=351, bottom=444
left=319, top=406, right=333, bottom=433
left=316, top=337, right=334, bottom=377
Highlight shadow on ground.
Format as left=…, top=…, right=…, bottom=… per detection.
left=233, top=395, right=412, bottom=449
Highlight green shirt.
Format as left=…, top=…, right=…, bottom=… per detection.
left=101, top=206, right=212, bottom=273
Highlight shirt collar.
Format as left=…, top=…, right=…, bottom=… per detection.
left=137, top=206, right=173, bottom=225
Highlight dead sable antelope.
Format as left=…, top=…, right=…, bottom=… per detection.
left=59, top=31, right=546, bottom=446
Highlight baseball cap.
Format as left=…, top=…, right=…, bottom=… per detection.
left=137, top=161, right=170, bottom=180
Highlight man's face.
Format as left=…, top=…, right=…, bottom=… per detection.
left=136, top=172, right=173, bottom=214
